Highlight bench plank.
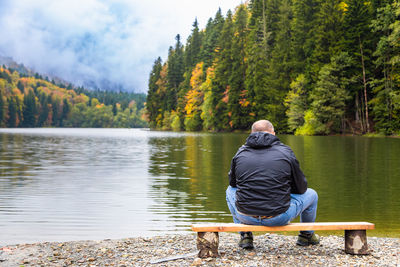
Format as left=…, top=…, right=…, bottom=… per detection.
left=192, top=222, right=375, bottom=232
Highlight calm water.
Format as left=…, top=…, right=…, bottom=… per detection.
left=0, top=128, right=399, bottom=244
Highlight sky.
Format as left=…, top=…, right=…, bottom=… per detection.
left=0, top=0, right=243, bottom=93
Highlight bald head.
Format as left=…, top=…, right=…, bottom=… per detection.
left=251, top=120, right=275, bottom=134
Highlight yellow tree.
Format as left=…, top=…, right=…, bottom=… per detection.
left=184, top=62, right=205, bottom=131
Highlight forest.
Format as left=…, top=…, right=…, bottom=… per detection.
left=0, top=67, right=147, bottom=128
left=146, top=0, right=400, bottom=135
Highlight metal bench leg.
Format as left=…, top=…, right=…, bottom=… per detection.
left=197, top=232, right=219, bottom=258
left=345, top=230, right=369, bottom=255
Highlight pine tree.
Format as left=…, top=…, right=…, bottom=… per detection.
left=200, top=9, right=225, bottom=68
left=7, top=96, right=17, bottom=127
left=166, top=35, right=185, bottom=111
left=185, top=19, right=203, bottom=70
left=22, top=90, right=37, bottom=127
left=0, top=90, right=5, bottom=126
left=290, top=0, right=321, bottom=76
left=228, top=4, right=250, bottom=130
left=311, top=0, right=345, bottom=79
left=343, top=0, right=375, bottom=133
left=38, top=95, right=50, bottom=126
left=284, top=74, right=309, bottom=132
left=265, top=0, right=294, bottom=130
left=210, top=10, right=234, bottom=131
left=246, top=0, right=272, bottom=122
left=146, top=57, right=163, bottom=126
left=309, top=52, right=353, bottom=134
left=370, top=1, right=400, bottom=134
left=61, top=98, right=70, bottom=126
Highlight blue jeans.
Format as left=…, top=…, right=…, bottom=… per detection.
left=226, top=186, right=318, bottom=234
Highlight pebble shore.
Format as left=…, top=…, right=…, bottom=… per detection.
left=1, top=233, right=399, bottom=266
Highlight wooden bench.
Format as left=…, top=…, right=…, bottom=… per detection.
left=192, top=222, right=375, bottom=258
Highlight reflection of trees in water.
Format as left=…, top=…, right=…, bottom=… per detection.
left=0, top=133, right=70, bottom=193
left=283, top=135, right=400, bottom=235
left=148, top=133, right=247, bottom=222
left=0, top=133, right=36, bottom=191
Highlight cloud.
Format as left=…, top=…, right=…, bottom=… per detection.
left=0, top=0, right=242, bottom=93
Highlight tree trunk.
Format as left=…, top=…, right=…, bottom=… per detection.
left=196, top=232, right=219, bottom=258
left=355, top=92, right=364, bottom=133
left=359, top=37, right=370, bottom=133
left=345, top=230, right=369, bottom=255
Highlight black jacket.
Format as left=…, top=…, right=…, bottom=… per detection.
left=229, top=132, right=307, bottom=216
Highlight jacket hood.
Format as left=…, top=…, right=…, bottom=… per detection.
left=245, top=132, right=280, bottom=148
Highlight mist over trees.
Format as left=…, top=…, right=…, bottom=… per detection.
left=146, top=0, right=400, bottom=135
left=0, top=67, right=147, bottom=128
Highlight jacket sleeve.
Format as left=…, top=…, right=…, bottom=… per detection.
left=289, top=150, right=307, bottom=194
left=228, top=157, right=237, bottom=187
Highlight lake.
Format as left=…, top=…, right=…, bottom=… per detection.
left=0, top=128, right=399, bottom=245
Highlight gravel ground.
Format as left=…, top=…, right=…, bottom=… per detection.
left=1, top=233, right=399, bottom=266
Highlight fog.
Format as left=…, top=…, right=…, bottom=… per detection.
left=0, top=0, right=242, bottom=92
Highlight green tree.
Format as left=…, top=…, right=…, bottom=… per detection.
left=22, top=90, right=37, bottom=127
left=210, top=10, right=234, bottom=131
left=311, top=0, right=345, bottom=79
left=185, top=19, right=203, bottom=70
left=290, top=0, right=320, bottom=76
left=284, top=74, right=309, bottom=132
left=60, top=98, right=70, bottom=126
left=0, top=90, right=5, bottom=126
left=343, top=0, right=375, bottom=133
left=308, top=52, right=353, bottom=134
left=266, top=0, right=294, bottom=129
left=146, top=57, right=163, bottom=127
left=245, top=0, right=273, bottom=122
left=38, top=94, right=50, bottom=126
left=200, top=9, right=225, bottom=68
left=166, top=35, right=185, bottom=111
left=228, top=4, right=250, bottom=130
left=7, top=96, right=18, bottom=127
left=370, top=1, right=400, bottom=134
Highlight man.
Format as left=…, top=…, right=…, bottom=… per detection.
left=226, top=120, right=319, bottom=249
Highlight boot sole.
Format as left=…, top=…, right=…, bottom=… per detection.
left=296, top=240, right=320, bottom=246
left=239, top=243, right=254, bottom=249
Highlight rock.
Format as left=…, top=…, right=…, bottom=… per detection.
left=192, top=258, right=202, bottom=266
left=0, top=233, right=399, bottom=267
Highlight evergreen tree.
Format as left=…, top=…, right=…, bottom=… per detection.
left=166, top=35, right=185, bottom=111
left=52, top=98, right=61, bottom=127
left=228, top=4, right=250, bottom=130
left=0, top=90, right=5, bottom=126
left=290, top=0, right=320, bottom=76
left=210, top=10, right=234, bottom=131
left=343, top=0, right=375, bottom=133
left=185, top=19, right=203, bottom=70
left=7, top=96, right=17, bottom=127
left=309, top=53, right=353, bottom=134
left=22, top=90, right=37, bottom=127
left=200, top=9, right=225, bottom=68
left=284, top=74, right=309, bottom=132
left=266, top=0, right=294, bottom=130
left=38, top=95, right=50, bottom=127
left=60, top=98, right=70, bottom=126
left=311, top=0, right=345, bottom=79
left=370, top=1, right=400, bottom=134
left=246, top=0, right=273, bottom=122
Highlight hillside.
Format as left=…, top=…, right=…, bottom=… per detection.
left=0, top=66, right=147, bottom=128
left=146, top=0, right=400, bottom=135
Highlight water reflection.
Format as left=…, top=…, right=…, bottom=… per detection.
left=0, top=129, right=399, bottom=245
left=148, top=133, right=400, bottom=237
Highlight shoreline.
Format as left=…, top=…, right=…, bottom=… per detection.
left=1, top=233, right=399, bottom=266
